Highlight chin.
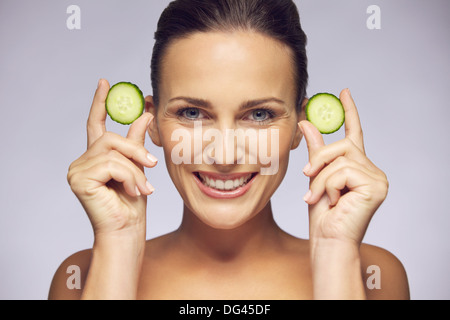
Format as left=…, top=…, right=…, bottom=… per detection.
left=195, top=202, right=256, bottom=230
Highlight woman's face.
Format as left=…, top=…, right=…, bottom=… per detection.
left=150, top=31, right=304, bottom=229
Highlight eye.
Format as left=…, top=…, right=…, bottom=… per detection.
left=247, top=109, right=275, bottom=123
left=178, top=107, right=204, bottom=120
left=252, top=110, right=269, bottom=121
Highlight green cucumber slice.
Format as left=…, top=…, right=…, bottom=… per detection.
left=305, top=93, right=345, bottom=134
left=106, top=82, right=145, bottom=125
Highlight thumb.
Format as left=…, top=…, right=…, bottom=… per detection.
left=299, top=120, right=325, bottom=160
left=126, top=112, right=154, bottom=145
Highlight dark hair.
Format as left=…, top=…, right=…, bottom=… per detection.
left=151, top=0, right=308, bottom=111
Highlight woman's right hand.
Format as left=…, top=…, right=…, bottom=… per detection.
left=67, top=79, right=158, bottom=237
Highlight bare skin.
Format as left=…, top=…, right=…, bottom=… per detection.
left=49, top=230, right=408, bottom=300
left=49, top=31, right=410, bottom=300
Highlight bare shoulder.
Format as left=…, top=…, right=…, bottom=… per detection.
left=48, top=249, right=92, bottom=300
left=47, top=233, right=176, bottom=300
left=360, top=243, right=410, bottom=300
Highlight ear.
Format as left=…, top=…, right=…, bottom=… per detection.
left=145, top=96, right=162, bottom=147
left=291, top=98, right=308, bottom=150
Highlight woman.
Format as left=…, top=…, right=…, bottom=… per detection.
left=49, top=0, right=409, bottom=300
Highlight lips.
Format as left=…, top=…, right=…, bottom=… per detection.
left=193, top=171, right=257, bottom=199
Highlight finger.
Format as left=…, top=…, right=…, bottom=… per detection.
left=126, top=112, right=154, bottom=146
left=86, top=132, right=158, bottom=168
left=87, top=79, right=110, bottom=148
left=299, top=120, right=325, bottom=159
left=324, top=167, right=372, bottom=207
left=71, top=150, right=154, bottom=195
left=340, top=89, right=365, bottom=153
left=93, top=159, right=154, bottom=197
left=71, top=161, right=139, bottom=197
left=303, top=138, right=378, bottom=178
left=299, top=120, right=325, bottom=179
left=305, top=156, right=381, bottom=205
left=126, top=112, right=158, bottom=166
left=304, top=166, right=372, bottom=206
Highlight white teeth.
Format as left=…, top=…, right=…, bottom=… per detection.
left=224, top=180, right=234, bottom=190
left=215, top=180, right=225, bottom=190
left=198, top=173, right=253, bottom=191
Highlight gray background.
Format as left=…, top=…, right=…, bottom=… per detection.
left=0, top=0, right=449, bottom=300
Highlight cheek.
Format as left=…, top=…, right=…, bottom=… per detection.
left=256, top=125, right=295, bottom=176
left=156, top=117, right=296, bottom=176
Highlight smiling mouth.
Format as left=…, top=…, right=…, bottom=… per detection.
left=194, top=172, right=256, bottom=191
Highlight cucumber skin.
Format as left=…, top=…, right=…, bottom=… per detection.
left=305, top=93, right=345, bottom=134
left=106, top=82, right=145, bottom=125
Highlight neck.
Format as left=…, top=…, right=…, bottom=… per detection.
left=176, top=201, right=282, bottom=263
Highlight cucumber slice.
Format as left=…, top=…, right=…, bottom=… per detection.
left=305, top=93, right=345, bottom=134
left=106, top=82, right=145, bottom=125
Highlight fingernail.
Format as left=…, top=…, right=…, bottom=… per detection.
left=135, top=186, right=141, bottom=197
left=147, top=153, right=158, bottom=164
left=98, top=79, right=103, bottom=88
left=303, top=190, right=312, bottom=203
left=303, top=162, right=311, bottom=175
left=146, top=181, right=155, bottom=194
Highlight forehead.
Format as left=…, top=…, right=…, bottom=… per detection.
left=159, top=31, right=296, bottom=105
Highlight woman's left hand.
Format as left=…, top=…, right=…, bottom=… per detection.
left=300, top=89, right=389, bottom=245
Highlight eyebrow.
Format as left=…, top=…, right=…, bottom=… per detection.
left=167, top=96, right=286, bottom=110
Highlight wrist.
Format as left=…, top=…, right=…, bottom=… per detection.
left=310, top=237, right=360, bottom=258
left=310, top=238, right=366, bottom=300
left=94, top=226, right=146, bottom=249
left=82, top=229, right=146, bottom=300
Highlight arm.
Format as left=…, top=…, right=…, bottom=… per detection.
left=50, top=79, right=157, bottom=300
left=300, top=89, right=408, bottom=299
left=48, top=233, right=146, bottom=300
left=81, top=232, right=146, bottom=300
left=310, top=239, right=366, bottom=300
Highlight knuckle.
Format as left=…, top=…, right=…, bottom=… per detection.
left=376, top=170, right=389, bottom=195
left=67, top=161, right=80, bottom=185
left=369, top=179, right=389, bottom=203
left=340, top=166, right=354, bottom=176
left=380, top=178, right=389, bottom=197
left=66, top=170, right=74, bottom=185
left=67, top=163, right=75, bottom=177
left=104, top=159, right=118, bottom=171
left=67, top=171, right=81, bottom=191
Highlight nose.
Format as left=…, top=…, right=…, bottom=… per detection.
left=202, top=119, right=256, bottom=167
